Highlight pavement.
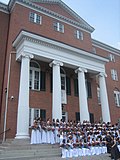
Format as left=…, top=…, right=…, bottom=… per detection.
left=29, top=153, right=111, bottom=160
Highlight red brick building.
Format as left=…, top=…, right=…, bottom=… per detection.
left=0, top=0, right=120, bottom=141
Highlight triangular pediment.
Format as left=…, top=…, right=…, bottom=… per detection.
left=29, top=0, right=94, bottom=32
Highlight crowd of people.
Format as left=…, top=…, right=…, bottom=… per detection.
left=30, top=118, right=120, bottom=159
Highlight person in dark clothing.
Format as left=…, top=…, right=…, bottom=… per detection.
left=111, top=136, right=120, bottom=160
left=106, top=132, right=112, bottom=153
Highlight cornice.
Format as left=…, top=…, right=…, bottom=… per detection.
left=92, top=39, right=120, bottom=55
left=13, top=30, right=109, bottom=64
left=0, top=2, right=9, bottom=14
left=9, top=0, right=94, bottom=33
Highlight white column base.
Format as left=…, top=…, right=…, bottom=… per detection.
left=15, top=134, right=30, bottom=139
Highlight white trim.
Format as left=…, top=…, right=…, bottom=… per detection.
left=92, top=39, right=120, bottom=56
left=0, top=2, right=9, bottom=14
left=13, top=31, right=108, bottom=73
left=13, top=31, right=109, bottom=62
left=114, top=91, right=120, bottom=107
left=111, top=69, right=118, bottom=81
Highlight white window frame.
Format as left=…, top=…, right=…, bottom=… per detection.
left=111, top=69, right=118, bottom=81
left=30, top=62, right=40, bottom=91
left=53, top=22, right=64, bottom=33
left=109, top=54, right=115, bottom=62
left=61, top=74, right=66, bottom=90
left=75, top=30, right=83, bottom=40
left=29, top=108, right=40, bottom=126
left=62, top=111, right=68, bottom=122
left=60, top=68, right=67, bottom=104
left=114, top=91, right=120, bottom=107
left=92, top=47, right=96, bottom=54
left=29, top=12, right=42, bottom=24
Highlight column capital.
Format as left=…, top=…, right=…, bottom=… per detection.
left=75, top=67, right=87, bottom=74
left=49, top=60, right=63, bottom=67
left=99, top=72, right=107, bottom=78
left=21, top=53, right=34, bottom=59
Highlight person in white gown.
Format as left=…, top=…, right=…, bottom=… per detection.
left=46, top=118, right=51, bottom=144
left=31, top=118, right=38, bottom=144
left=41, top=121, right=47, bottom=143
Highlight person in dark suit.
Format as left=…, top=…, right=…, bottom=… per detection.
left=106, top=132, right=112, bottom=153
left=111, top=136, right=120, bottom=160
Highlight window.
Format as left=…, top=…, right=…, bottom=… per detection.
left=60, top=68, right=66, bottom=90
left=40, top=71, right=46, bottom=91
left=61, top=68, right=67, bottom=104
left=30, top=61, right=40, bottom=90
left=74, top=78, right=78, bottom=96
left=92, top=47, right=96, bottom=54
left=29, top=108, right=46, bottom=126
left=29, top=12, right=42, bottom=24
left=114, top=91, right=120, bottom=107
left=75, top=30, right=83, bottom=40
left=62, top=112, right=68, bottom=122
left=53, top=22, right=64, bottom=33
left=109, top=54, right=115, bottom=62
left=89, top=113, right=94, bottom=124
left=86, top=81, right=92, bottom=98
left=111, top=69, right=118, bottom=81
left=97, top=87, right=101, bottom=104
left=66, top=76, right=71, bottom=95
left=30, top=61, right=46, bottom=91
left=75, top=112, right=80, bottom=122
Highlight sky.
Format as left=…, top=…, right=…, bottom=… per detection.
left=0, top=0, right=120, bottom=49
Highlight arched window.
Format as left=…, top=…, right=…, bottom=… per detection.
left=29, top=61, right=40, bottom=90
left=60, top=68, right=66, bottom=90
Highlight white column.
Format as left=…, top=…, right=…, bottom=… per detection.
left=99, top=73, right=111, bottom=122
left=15, top=53, right=33, bottom=139
left=49, top=60, right=63, bottom=120
left=75, top=68, right=89, bottom=123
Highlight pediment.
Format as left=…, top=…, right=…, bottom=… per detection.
left=29, top=0, right=94, bottom=32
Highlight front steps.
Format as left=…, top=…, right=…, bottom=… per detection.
left=0, top=140, right=61, bottom=160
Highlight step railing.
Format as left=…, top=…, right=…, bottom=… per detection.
left=0, top=128, right=11, bottom=143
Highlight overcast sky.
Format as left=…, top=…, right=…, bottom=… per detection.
left=0, top=0, right=120, bottom=49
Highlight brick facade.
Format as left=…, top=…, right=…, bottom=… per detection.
left=0, top=0, right=120, bottom=140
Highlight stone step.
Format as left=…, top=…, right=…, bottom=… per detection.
left=0, top=156, right=62, bottom=160
left=0, top=139, right=61, bottom=160
left=0, top=148, right=61, bottom=159
left=0, top=144, right=59, bottom=151
left=0, top=153, right=61, bottom=160
left=0, top=147, right=60, bottom=153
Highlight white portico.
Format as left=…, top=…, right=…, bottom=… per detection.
left=13, top=31, right=111, bottom=139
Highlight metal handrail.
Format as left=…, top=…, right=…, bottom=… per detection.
left=0, top=128, right=10, bottom=136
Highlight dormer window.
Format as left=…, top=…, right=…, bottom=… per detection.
left=75, top=30, right=83, bottom=40
left=53, top=22, right=64, bottom=33
left=29, top=12, right=42, bottom=24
